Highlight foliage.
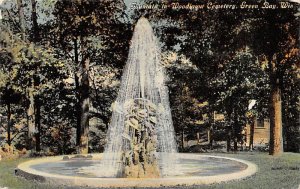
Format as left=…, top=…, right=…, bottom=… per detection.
left=0, top=23, right=68, bottom=153
left=0, top=0, right=299, bottom=154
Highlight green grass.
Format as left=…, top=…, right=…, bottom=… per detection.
left=0, top=152, right=299, bottom=189
left=0, top=158, right=63, bottom=189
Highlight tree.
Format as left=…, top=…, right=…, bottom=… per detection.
left=51, top=0, right=130, bottom=153
left=250, top=2, right=299, bottom=155
left=16, top=0, right=26, bottom=40
left=30, top=0, right=39, bottom=42
left=282, top=67, right=300, bottom=152
left=0, top=47, right=22, bottom=149
left=18, top=45, right=66, bottom=151
left=162, top=52, right=202, bottom=151
left=0, top=20, right=67, bottom=152
left=212, top=48, right=268, bottom=152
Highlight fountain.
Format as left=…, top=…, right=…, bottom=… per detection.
left=15, top=17, right=257, bottom=188
left=98, top=17, right=177, bottom=178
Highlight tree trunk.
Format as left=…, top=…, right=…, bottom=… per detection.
left=181, top=127, right=185, bottom=151
left=233, top=124, right=237, bottom=152
left=233, top=137, right=238, bottom=152
left=226, top=133, right=231, bottom=152
left=7, top=103, right=11, bottom=146
left=268, top=55, right=283, bottom=156
left=226, top=112, right=232, bottom=152
left=30, top=0, right=39, bottom=42
left=79, top=58, right=89, bottom=154
left=30, top=0, right=41, bottom=152
left=79, top=37, right=90, bottom=154
left=233, top=110, right=239, bottom=152
left=209, top=111, right=214, bottom=149
left=226, top=125, right=232, bottom=152
left=27, top=87, right=35, bottom=150
left=17, top=0, right=26, bottom=40
left=35, top=96, right=41, bottom=152
left=75, top=74, right=81, bottom=150
left=17, top=0, right=35, bottom=151
left=208, top=127, right=213, bottom=150
left=73, top=38, right=82, bottom=153
left=249, top=118, right=255, bottom=151
left=269, top=85, right=283, bottom=155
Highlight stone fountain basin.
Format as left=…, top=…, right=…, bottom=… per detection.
left=15, top=153, right=257, bottom=188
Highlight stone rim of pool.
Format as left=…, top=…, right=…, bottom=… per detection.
left=15, top=153, right=257, bottom=188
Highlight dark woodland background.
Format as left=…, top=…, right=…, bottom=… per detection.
left=0, top=0, right=299, bottom=158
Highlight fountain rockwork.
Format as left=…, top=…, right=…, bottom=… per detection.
left=100, top=17, right=177, bottom=178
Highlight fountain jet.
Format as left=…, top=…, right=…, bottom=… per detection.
left=100, top=17, right=177, bottom=178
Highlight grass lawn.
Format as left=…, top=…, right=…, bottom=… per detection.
left=0, top=152, right=299, bottom=189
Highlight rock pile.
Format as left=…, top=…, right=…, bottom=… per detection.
left=122, top=99, right=160, bottom=178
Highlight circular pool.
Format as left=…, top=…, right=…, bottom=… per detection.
left=16, top=153, right=257, bottom=188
